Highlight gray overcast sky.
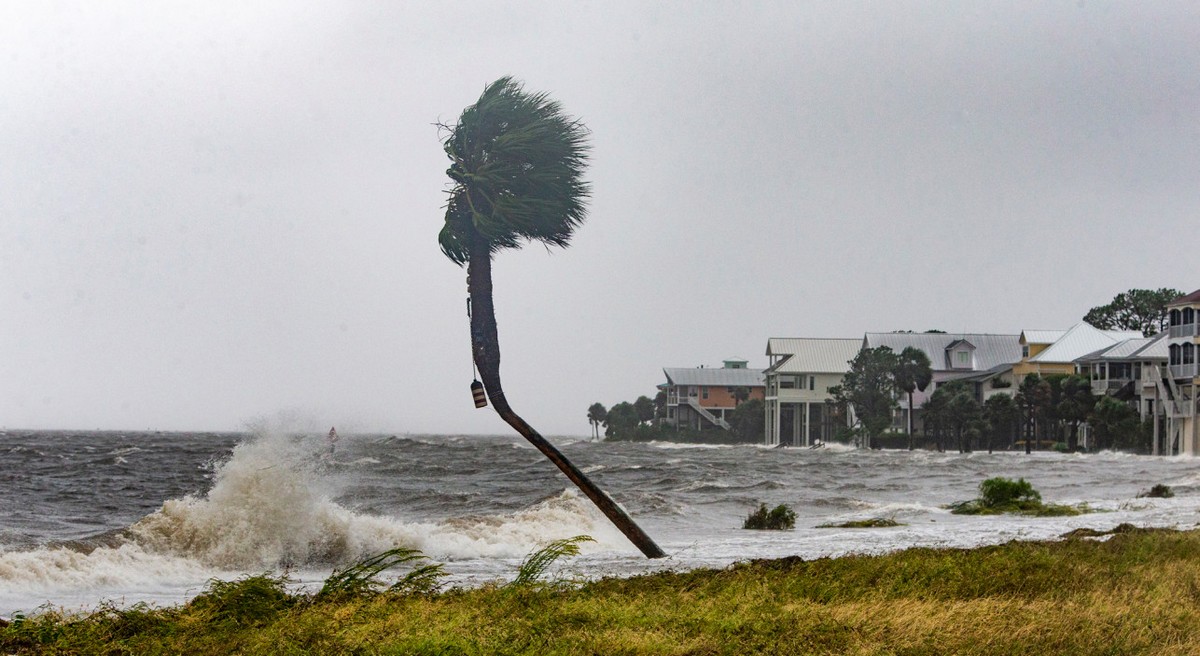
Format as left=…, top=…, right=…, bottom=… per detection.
left=2, top=2, right=1197, bottom=436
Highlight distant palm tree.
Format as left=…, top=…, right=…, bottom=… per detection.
left=439, top=77, right=663, bottom=558
left=587, top=402, right=607, bottom=440
left=893, top=347, right=933, bottom=450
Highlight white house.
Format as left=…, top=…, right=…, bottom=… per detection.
left=763, top=338, right=861, bottom=446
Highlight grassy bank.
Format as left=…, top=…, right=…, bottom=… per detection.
left=6, top=526, right=1200, bottom=654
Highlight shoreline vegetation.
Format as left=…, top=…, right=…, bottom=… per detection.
left=7, top=526, right=1200, bottom=654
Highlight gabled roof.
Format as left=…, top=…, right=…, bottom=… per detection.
left=663, top=367, right=765, bottom=387
left=946, top=339, right=976, bottom=351
left=1021, top=330, right=1067, bottom=345
left=1169, top=289, right=1200, bottom=306
left=764, top=338, right=862, bottom=374
left=1028, top=322, right=1143, bottom=364
left=861, top=333, right=1021, bottom=373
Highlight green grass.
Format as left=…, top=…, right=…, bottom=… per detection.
left=8, top=527, right=1200, bottom=654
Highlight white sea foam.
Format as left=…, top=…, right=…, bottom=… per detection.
left=0, top=429, right=626, bottom=616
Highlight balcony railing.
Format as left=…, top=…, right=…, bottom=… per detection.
left=1169, top=323, right=1199, bottom=339
left=1169, top=363, right=1199, bottom=379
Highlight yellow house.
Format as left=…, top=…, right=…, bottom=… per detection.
left=1013, top=330, right=1067, bottom=379
left=1014, top=323, right=1142, bottom=382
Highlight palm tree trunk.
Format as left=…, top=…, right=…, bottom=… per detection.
left=907, top=392, right=915, bottom=450
left=467, top=237, right=665, bottom=559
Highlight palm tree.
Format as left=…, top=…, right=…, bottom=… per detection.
left=893, top=347, right=933, bottom=450
left=439, top=77, right=664, bottom=558
left=587, top=402, right=607, bottom=440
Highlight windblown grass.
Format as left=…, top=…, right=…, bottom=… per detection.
left=8, top=527, right=1200, bottom=654
left=317, top=547, right=446, bottom=601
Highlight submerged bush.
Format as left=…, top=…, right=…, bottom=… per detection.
left=1139, top=484, right=1174, bottom=499
left=816, top=517, right=903, bottom=529
left=951, top=477, right=1083, bottom=516
left=980, top=477, right=1041, bottom=508
left=743, top=503, right=796, bottom=530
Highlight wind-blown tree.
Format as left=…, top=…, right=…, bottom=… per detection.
left=439, top=77, right=663, bottom=558
left=1084, top=288, right=1184, bottom=337
left=587, top=402, right=607, bottom=440
left=604, top=401, right=639, bottom=439
left=983, top=393, right=1020, bottom=453
left=927, top=381, right=980, bottom=453
left=1057, top=375, right=1096, bottom=452
left=1089, top=396, right=1140, bottom=451
left=921, top=389, right=949, bottom=452
left=892, top=346, right=933, bottom=450
left=728, top=398, right=766, bottom=443
left=633, top=395, right=656, bottom=425
left=829, top=346, right=898, bottom=448
left=1015, top=374, right=1049, bottom=453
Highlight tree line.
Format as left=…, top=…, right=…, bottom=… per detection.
left=832, top=344, right=1148, bottom=453
left=587, top=394, right=765, bottom=443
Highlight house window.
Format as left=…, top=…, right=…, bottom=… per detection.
left=1022, top=345, right=1030, bottom=358
left=809, top=376, right=815, bottom=390
left=957, top=351, right=970, bottom=365
left=701, top=387, right=709, bottom=399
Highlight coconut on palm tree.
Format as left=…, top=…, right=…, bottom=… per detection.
left=439, top=77, right=664, bottom=558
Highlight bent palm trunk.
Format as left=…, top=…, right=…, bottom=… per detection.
left=467, top=237, right=665, bottom=559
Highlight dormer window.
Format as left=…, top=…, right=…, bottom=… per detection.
left=957, top=351, right=970, bottom=365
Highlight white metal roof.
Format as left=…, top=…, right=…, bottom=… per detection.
left=1021, top=330, right=1067, bottom=344
left=1078, top=332, right=1169, bottom=362
left=764, top=338, right=862, bottom=374
left=1028, top=323, right=1143, bottom=364
left=663, top=367, right=765, bottom=387
left=861, top=333, right=1021, bottom=373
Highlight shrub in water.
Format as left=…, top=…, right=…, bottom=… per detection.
left=1139, top=484, right=1174, bottom=499
left=743, top=503, right=796, bottom=530
left=951, top=477, right=1084, bottom=516
left=979, top=477, right=1041, bottom=509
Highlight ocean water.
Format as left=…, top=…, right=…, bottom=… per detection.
left=2, top=427, right=1199, bottom=617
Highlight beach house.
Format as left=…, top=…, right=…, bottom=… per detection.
left=1165, top=289, right=1200, bottom=455
left=763, top=338, right=861, bottom=446
left=662, top=359, right=765, bottom=431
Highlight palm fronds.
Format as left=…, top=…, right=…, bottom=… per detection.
left=439, top=76, right=591, bottom=265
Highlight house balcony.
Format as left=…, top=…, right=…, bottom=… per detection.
left=1169, top=323, right=1198, bottom=339
left=1091, top=378, right=1132, bottom=395
left=1170, top=363, right=1199, bottom=379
